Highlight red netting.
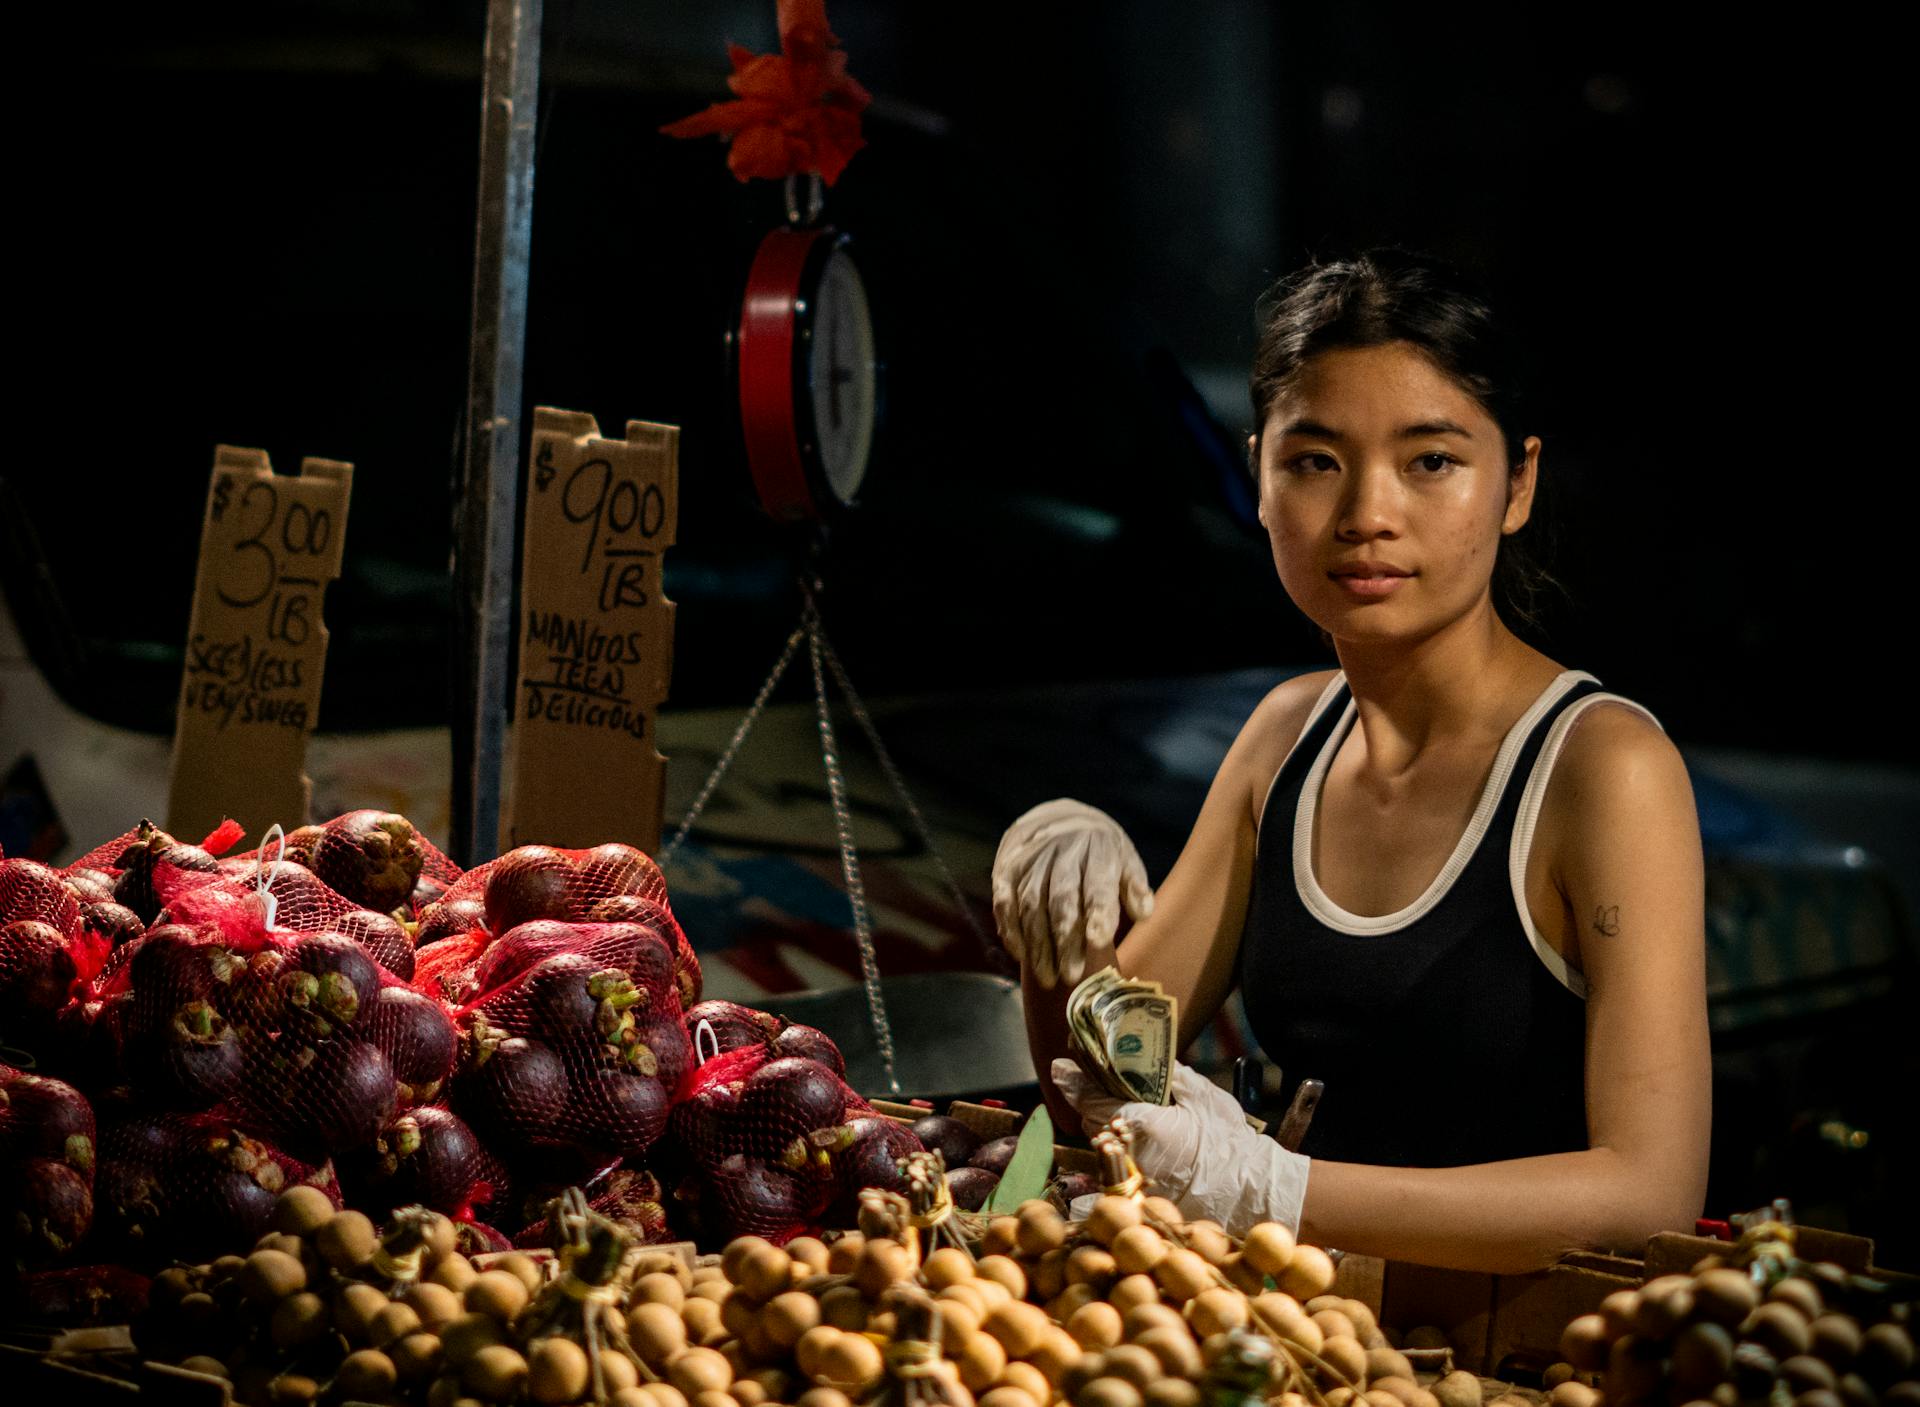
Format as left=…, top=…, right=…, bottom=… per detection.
left=0, top=918, right=82, bottom=1048
left=447, top=917, right=691, bottom=1167
left=91, top=1104, right=340, bottom=1268
left=511, top=1165, right=672, bottom=1249
left=2, top=857, right=83, bottom=938
left=0, top=1063, right=96, bottom=1271
left=86, top=871, right=457, bottom=1167
left=412, top=931, right=492, bottom=1005
left=679, top=1000, right=849, bottom=1080
left=664, top=1035, right=903, bottom=1246
left=422, top=844, right=701, bottom=1008
left=336, top=1105, right=509, bottom=1223
left=4, top=1264, right=150, bottom=1325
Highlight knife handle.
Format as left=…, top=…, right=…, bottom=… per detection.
left=1276, top=1078, right=1323, bottom=1152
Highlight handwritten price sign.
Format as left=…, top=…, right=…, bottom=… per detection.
left=505, top=408, right=678, bottom=852
left=168, top=446, right=353, bottom=841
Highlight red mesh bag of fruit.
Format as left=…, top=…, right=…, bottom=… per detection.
left=89, top=857, right=459, bottom=1169
left=60, top=819, right=250, bottom=931
left=229, top=810, right=447, bottom=920
left=91, top=1103, right=339, bottom=1268
left=447, top=917, right=692, bottom=1171
left=0, top=1063, right=96, bottom=1272
left=664, top=1020, right=920, bottom=1246
left=417, top=843, right=700, bottom=1008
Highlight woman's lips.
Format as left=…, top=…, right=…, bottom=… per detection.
left=1328, top=571, right=1411, bottom=599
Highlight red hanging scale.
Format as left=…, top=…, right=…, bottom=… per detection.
left=732, top=180, right=879, bottom=521
left=661, top=0, right=879, bottom=520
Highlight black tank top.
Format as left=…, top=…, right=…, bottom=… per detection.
left=1237, top=670, right=1659, bottom=1169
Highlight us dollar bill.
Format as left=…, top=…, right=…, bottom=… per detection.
left=1066, top=968, right=1177, bottom=1106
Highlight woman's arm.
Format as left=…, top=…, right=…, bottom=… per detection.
left=1296, top=706, right=1711, bottom=1273
left=1026, top=671, right=1338, bottom=1126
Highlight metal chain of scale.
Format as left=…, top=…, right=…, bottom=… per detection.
left=669, top=571, right=1030, bottom=1096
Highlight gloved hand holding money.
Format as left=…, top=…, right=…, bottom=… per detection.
left=1066, top=967, right=1178, bottom=1106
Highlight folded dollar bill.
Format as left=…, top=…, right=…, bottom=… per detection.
left=1066, top=967, right=1177, bottom=1106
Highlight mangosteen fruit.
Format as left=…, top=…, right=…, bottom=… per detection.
left=135, top=1001, right=246, bottom=1108
left=414, top=897, right=488, bottom=946
left=815, top=1115, right=923, bottom=1198
left=311, top=811, right=424, bottom=913
left=574, top=1068, right=670, bottom=1158
left=362, top=987, right=458, bottom=1102
left=518, top=952, right=643, bottom=1046
left=582, top=894, right=652, bottom=923
left=282, top=932, right=381, bottom=1033
left=710, top=1154, right=816, bottom=1239
left=2, top=857, right=81, bottom=932
left=4, top=1157, right=93, bottom=1266
left=0, top=1069, right=96, bottom=1174
left=683, top=999, right=779, bottom=1056
left=62, top=867, right=118, bottom=907
left=80, top=901, right=145, bottom=950
left=573, top=842, right=655, bottom=900
left=732, top=1059, right=850, bottom=1165
left=341, top=1107, right=487, bottom=1216
left=771, top=1022, right=845, bottom=1076
left=455, top=1030, right=569, bottom=1142
left=969, top=1135, right=1021, bottom=1175
left=946, top=1166, right=1001, bottom=1211
left=908, top=1115, right=983, bottom=1169
left=334, top=909, right=415, bottom=981
left=481, top=846, right=578, bottom=934
left=0, top=919, right=79, bottom=1035
left=633, top=1017, right=693, bottom=1094
left=280, top=1040, right=399, bottom=1158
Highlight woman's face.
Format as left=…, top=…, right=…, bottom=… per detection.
left=1255, top=341, right=1539, bottom=647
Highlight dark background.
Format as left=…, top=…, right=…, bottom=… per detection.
left=7, top=1, right=1908, bottom=758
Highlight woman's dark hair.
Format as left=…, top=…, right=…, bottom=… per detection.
left=1249, top=248, right=1561, bottom=637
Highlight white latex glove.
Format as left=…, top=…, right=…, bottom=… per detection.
left=992, top=799, right=1154, bottom=987
left=1051, top=1058, right=1311, bottom=1238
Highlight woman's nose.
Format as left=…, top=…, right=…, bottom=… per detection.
left=1336, top=463, right=1402, bottom=541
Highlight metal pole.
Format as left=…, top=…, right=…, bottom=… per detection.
left=451, top=0, right=541, bottom=866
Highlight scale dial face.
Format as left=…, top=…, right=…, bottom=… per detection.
left=806, top=247, right=877, bottom=505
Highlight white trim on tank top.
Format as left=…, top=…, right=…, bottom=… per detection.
left=1255, top=672, right=1353, bottom=844
left=1290, top=669, right=1597, bottom=939
left=1507, top=691, right=1665, bottom=999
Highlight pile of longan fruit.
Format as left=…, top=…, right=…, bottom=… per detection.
left=1556, top=1256, right=1917, bottom=1407
left=137, top=1185, right=633, bottom=1404
left=619, top=1193, right=1485, bottom=1407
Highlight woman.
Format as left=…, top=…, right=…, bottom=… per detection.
left=995, top=251, right=1710, bottom=1274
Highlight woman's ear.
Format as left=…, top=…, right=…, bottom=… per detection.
left=1503, top=435, right=1542, bottom=534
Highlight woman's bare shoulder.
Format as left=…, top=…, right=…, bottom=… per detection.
left=1226, top=669, right=1343, bottom=813
left=1541, top=696, right=1696, bottom=865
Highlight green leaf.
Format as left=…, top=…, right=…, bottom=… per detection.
left=982, top=1106, right=1054, bottom=1215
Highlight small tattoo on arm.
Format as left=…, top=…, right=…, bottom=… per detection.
left=1593, top=904, right=1621, bottom=938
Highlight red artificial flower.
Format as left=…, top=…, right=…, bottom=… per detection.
left=660, top=0, right=871, bottom=186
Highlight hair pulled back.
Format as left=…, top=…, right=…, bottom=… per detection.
left=1249, top=248, right=1560, bottom=636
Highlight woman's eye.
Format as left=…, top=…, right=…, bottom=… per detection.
left=1413, top=452, right=1456, bottom=473
left=1287, top=452, right=1338, bottom=473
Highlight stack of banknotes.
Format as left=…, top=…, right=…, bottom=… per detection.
left=1066, top=967, right=1178, bottom=1106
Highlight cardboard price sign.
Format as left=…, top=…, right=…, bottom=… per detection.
left=167, top=446, right=353, bottom=843
left=505, top=408, right=678, bottom=852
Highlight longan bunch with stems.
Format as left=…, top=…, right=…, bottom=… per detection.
left=135, top=1184, right=487, bottom=1405
left=512, top=1189, right=657, bottom=1407
left=903, top=1150, right=976, bottom=1267
left=1556, top=1237, right=1917, bottom=1407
